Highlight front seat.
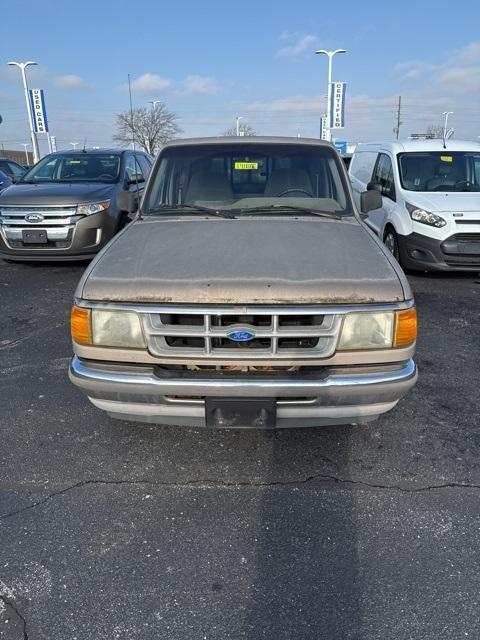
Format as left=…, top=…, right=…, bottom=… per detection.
left=425, top=163, right=458, bottom=190
left=184, top=170, right=233, bottom=203
left=264, top=168, right=314, bottom=197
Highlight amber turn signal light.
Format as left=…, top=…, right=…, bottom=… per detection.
left=394, top=308, right=417, bottom=348
left=71, top=306, right=92, bottom=345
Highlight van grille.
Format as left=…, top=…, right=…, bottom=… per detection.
left=143, top=308, right=342, bottom=360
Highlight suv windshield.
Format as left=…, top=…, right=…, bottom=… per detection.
left=398, top=151, right=480, bottom=192
left=143, top=143, right=352, bottom=215
left=22, top=153, right=121, bottom=184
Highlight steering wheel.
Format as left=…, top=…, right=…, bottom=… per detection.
left=98, top=173, right=114, bottom=180
left=276, top=188, right=313, bottom=197
left=453, top=179, right=471, bottom=190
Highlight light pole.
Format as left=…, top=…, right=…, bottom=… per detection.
left=20, top=143, right=30, bottom=165
left=442, top=111, right=453, bottom=140
left=8, top=61, right=40, bottom=163
left=315, top=49, right=346, bottom=142
left=70, top=142, right=79, bottom=150
left=235, top=116, right=243, bottom=136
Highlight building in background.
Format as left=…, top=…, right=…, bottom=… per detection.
left=0, top=149, right=35, bottom=165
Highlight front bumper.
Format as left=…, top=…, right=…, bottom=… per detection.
left=69, top=356, right=417, bottom=428
left=0, top=209, right=118, bottom=261
left=398, top=231, right=480, bottom=272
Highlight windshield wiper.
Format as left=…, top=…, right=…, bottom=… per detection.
left=232, top=204, right=343, bottom=220
left=146, top=204, right=236, bottom=219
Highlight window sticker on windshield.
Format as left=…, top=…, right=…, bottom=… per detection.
left=234, top=162, right=259, bottom=170
left=68, top=160, right=82, bottom=164
left=440, top=156, right=453, bottom=163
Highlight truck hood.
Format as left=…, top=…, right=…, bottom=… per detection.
left=78, top=217, right=407, bottom=304
left=0, top=182, right=115, bottom=205
left=407, top=191, right=480, bottom=212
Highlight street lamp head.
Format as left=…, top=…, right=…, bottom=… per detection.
left=315, top=48, right=346, bottom=56
left=8, top=61, right=37, bottom=68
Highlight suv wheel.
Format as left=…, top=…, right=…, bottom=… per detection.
left=383, top=227, right=400, bottom=262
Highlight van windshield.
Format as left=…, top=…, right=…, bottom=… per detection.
left=22, top=154, right=121, bottom=184
left=398, top=152, right=480, bottom=192
left=143, top=143, right=353, bottom=215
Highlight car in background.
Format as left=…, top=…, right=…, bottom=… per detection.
left=0, top=148, right=153, bottom=261
left=0, top=170, right=13, bottom=193
left=349, top=139, right=480, bottom=271
left=0, top=158, right=26, bottom=182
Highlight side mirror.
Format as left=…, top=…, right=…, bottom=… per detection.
left=127, top=173, right=145, bottom=185
left=360, top=189, right=382, bottom=214
left=366, top=181, right=382, bottom=192
left=117, top=190, right=139, bottom=214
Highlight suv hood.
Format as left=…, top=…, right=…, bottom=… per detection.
left=407, top=191, right=480, bottom=212
left=78, top=217, right=408, bottom=304
left=0, top=182, right=115, bottom=205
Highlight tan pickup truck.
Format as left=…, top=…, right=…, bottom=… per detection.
left=69, top=137, right=417, bottom=429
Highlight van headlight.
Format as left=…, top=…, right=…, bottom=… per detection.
left=406, top=203, right=446, bottom=228
left=337, top=308, right=417, bottom=350
left=77, top=200, right=110, bottom=215
left=91, top=309, right=145, bottom=348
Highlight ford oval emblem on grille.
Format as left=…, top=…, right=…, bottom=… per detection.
left=227, top=329, right=255, bottom=342
left=25, top=213, right=44, bottom=223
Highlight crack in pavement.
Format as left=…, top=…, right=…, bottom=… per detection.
left=1, top=475, right=480, bottom=521
left=0, top=594, right=28, bottom=640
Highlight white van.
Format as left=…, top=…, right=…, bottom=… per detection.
left=349, top=139, right=480, bottom=271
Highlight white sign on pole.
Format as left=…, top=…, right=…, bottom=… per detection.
left=29, top=89, right=49, bottom=134
left=50, top=135, right=57, bottom=152
left=329, top=82, right=346, bottom=129
left=320, top=114, right=328, bottom=140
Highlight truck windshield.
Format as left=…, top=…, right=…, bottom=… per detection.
left=398, top=151, right=480, bottom=192
left=143, top=143, right=353, bottom=215
left=22, top=154, right=121, bottom=184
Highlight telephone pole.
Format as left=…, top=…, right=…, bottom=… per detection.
left=393, top=96, right=402, bottom=140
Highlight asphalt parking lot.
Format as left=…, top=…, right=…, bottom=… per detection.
left=0, top=260, right=479, bottom=640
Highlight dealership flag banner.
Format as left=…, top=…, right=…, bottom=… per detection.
left=329, top=82, right=346, bottom=129
left=29, top=89, right=49, bottom=134
left=320, top=114, right=328, bottom=140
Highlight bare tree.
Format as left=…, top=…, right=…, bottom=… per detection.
left=425, top=124, right=444, bottom=138
left=222, top=121, right=256, bottom=137
left=114, top=103, right=182, bottom=154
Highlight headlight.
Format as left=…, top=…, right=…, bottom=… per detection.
left=337, top=308, right=417, bottom=350
left=91, top=310, right=145, bottom=348
left=406, top=203, right=446, bottom=228
left=77, top=200, right=110, bottom=215
left=338, top=312, right=394, bottom=350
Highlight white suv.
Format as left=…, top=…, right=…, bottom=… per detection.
left=349, top=139, right=480, bottom=271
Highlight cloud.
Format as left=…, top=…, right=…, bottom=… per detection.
left=53, top=74, right=88, bottom=89
left=394, top=61, right=437, bottom=80
left=437, top=66, right=480, bottom=93
left=130, top=73, right=172, bottom=94
left=276, top=32, right=319, bottom=58
left=454, top=41, right=480, bottom=64
left=181, top=75, right=219, bottom=96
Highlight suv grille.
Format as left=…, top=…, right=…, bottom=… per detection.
left=143, top=308, right=341, bottom=359
left=0, top=205, right=79, bottom=248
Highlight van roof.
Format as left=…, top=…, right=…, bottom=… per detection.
left=355, top=139, right=480, bottom=153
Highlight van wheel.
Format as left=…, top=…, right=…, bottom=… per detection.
left=383, top=227, right=400, bottom=262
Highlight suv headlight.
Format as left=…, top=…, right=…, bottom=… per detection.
left=77, top=200, right=110, bottom=215
left=338, top=308, right=417, bottom=350
left=406, top=203, right=446, bottom=228
left=71, top=307, right=146, bottom=348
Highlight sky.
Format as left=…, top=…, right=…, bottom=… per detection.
left=1, top=0, right=480, bottom=155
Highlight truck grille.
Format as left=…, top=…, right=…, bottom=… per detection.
left=143, top=307, right=342, bottom=360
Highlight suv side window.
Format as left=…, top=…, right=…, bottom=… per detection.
left=137, top=154, right=152, bottom=178
left=372, top=153, right=396, bottom=201
left=125, top=153, right=144, bottom=180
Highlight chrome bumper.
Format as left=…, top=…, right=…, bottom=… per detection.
left=69, top=356, right=417, bottom=428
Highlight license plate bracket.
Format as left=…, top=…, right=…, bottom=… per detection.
left=22, top=229, right=48, bottom=244
left=205, top=397, right=276, bottom=429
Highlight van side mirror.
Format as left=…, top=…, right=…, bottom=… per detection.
left=366, top=181, right=382, bottom=192
left=117, top=190, right=139, bottom=214
left=360, top=189, right=382, bottom=214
